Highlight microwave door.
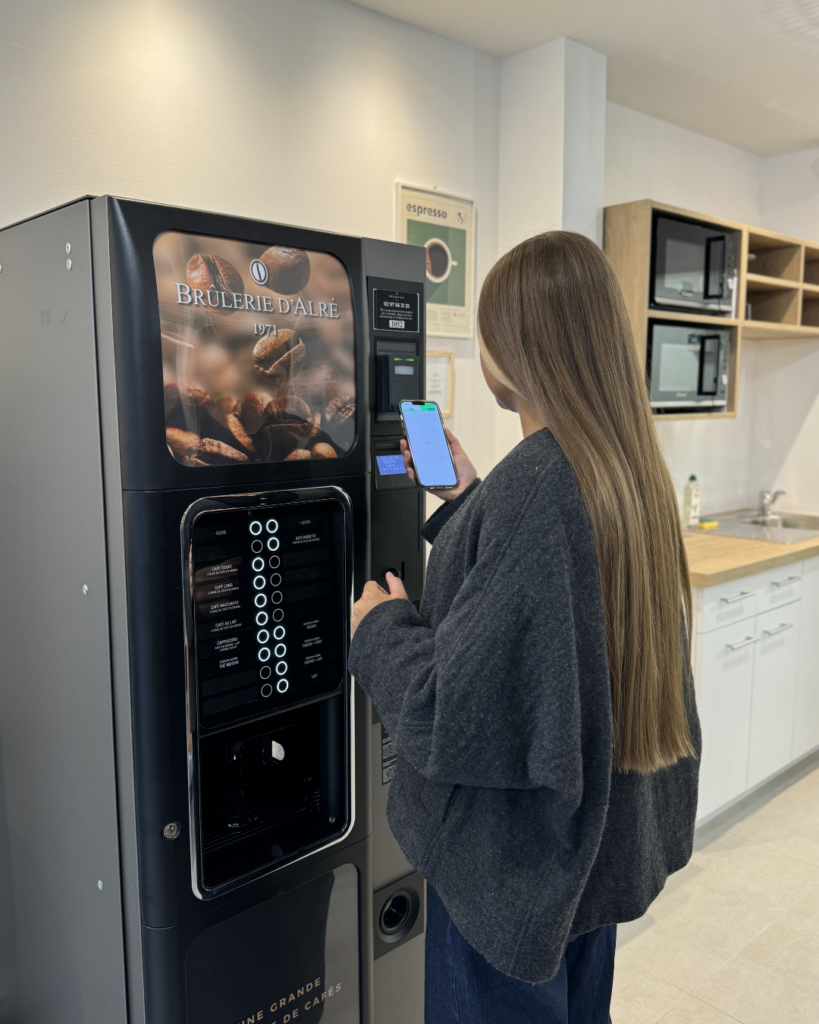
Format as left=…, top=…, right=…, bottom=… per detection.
left=704, top=238, right=725, bottom=300
left=654, top=218, right=708, bottom=310
left=698, top=335, right=721, bottom=396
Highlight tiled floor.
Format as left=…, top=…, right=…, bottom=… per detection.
left=612, top=753, right=819, bottom=1024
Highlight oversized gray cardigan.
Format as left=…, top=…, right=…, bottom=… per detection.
left=349, top=429, right=700, bottom=982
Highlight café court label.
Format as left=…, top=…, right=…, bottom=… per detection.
left=233, top=976, right=345, bottom=1024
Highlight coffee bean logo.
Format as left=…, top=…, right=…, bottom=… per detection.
left=249, top=258, right=269, bottom=285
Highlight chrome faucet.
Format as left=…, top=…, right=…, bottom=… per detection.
left=759, top=489, right=786, bottom=523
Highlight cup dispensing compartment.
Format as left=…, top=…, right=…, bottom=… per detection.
left=183, top=488, right=352, bottom=898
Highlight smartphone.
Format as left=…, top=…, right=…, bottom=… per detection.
left=399, top=400, right=458, bottom=490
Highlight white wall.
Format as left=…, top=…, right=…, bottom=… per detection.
left=605, top=102, right=762, bottom=225
left=0, top=0, right=505, bottom=478
left=759, top=146, right=819, bottom=242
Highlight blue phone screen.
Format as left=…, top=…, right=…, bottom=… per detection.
left=402, top=402, right=457, bottom=487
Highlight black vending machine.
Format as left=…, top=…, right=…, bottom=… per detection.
left=0, top=198, right=427, bottom=1023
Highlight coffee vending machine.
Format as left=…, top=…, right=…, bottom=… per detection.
left=0, top=198, right=427, bottom=1023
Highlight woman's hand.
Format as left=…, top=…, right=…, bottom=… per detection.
left=401, top=429, right=478, bottom=502
left=351, top=572, right=409, bottom=636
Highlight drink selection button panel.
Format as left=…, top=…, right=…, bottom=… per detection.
left=190, top=499, right=348, bottom=729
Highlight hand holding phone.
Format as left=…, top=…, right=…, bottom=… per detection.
left=399, top=401, right=477, bottom=501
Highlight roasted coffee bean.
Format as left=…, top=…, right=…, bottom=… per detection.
left=241, top=390, right=275, bottom=433
left=253, top=330, right=306, bottom=388
left=258, top=423, right=312, bottom=461
left=225, top=413, right=256, bottom=455
left=284, top=449, right=312, bottom=461
left=208, top=395, right=240, bottom=428
left=186, top=438, right=249, bottom=465
left=259, top=247, right=311, bottom=295
left=311, top=442, right=337, bottom=459
left=265, top=394, right=313, bottom=424
left=186, top=254, right=244, bottom=314
left=165, top=382, right=212, bottom=420
left=166, top=427, right=200, bottom=459
left=325, top=394, right=355, bottom=426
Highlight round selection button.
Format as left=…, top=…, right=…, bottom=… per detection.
left=260, top=683, right=273, bottom=698
left=270, top=573, right=282, bottom=587
left=255, top=611, right=268, bottom=626
left=252, top=575, right=266, bottom=590
left=258, top=648, right=271, bottom=663
left=274, top=643, right=286, bottom=658
left=267, top=536, right=280, bottom=552
left=249, top=521, right=263, bottom=536
left=275, top=660, right=288, bottom=676
left=251, top=539, right=264, bottom=554
left=257, top=629, right=270, bottom=644
left=259, top=665, right=272, bottom=680
left=266, top=519, right=279, bottom=534
left=269, top=555, right=281, bottom=569
left=272, top=608, right=284, bottom=623
left=272, top=625, right=285, bottom=641
left=271, top=591, right=283, bottom=605
left=252, top=556, right=265, bottom=572
left=254, top=593, right=268, bottom=608
left=276, top=679, right=290, bottom=694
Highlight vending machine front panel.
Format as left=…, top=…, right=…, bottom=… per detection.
left=182, top=488, right=353, bottom=899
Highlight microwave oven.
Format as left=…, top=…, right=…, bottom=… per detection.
left=647, top=323, right=730, bottom=410
left=651, top=213, right=739, bottom=315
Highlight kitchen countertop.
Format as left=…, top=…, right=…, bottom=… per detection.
left=683, top=530, right=819, bottom=587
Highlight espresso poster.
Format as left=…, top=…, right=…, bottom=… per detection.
left=153, top=232, right=356, bottom=468
left=396, top=183, right=474, bottom=339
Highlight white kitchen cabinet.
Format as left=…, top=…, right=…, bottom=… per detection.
left=697, top=576, right=759, bottom=633
left=755, top=562, right=803, bottom=613
left=696, top=621, right=756, bottom=819
left=747, top=603, right=801, bottom=788
left=793, top=557, right=819, bottom=759
left=693, top=555, right=819, bottom=823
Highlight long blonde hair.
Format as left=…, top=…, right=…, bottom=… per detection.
left=478, top=231, right=693, bottom=774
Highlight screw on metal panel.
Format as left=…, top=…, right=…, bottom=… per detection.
left=0, top=264, right=3, bottom=273
left=81, top=584, right=89, bottom=595
left=163, top=822, right=181, bottom=840
left=98, top=880, right=104, bottom=891
left=65, top=243, right=72, bottom=254
left=66, top=258, right=72, bottom=270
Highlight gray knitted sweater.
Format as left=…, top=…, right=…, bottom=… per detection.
left=349, top=429, right=700, bottom=982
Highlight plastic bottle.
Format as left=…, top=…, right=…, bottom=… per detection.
left=682, top=475, right=701, bottom=530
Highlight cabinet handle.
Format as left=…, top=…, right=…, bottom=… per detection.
left=720, top=590, right=754, bottom=604
left=727, top=635, right=761, bottom=650
left=771, top=576, right=801, bottom=588
left=762, top=623, right=794, bottom=637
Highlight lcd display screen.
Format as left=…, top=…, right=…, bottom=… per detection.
left=154, top=232, right=356, bottom=467
left=375, top=454, right=407, bottom=476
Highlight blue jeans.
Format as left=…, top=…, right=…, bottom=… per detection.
left=425, top=887, right=615, bottom=1024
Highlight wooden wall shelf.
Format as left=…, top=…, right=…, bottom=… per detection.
left=603, top=199, right=819, bottom=421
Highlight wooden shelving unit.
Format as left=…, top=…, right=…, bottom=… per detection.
left=604, top=200, right=819, bottom=420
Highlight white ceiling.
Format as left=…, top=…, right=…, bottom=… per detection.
left=348, top=0, right=819, bottom=156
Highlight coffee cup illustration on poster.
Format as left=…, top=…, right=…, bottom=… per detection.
left=396, top=184, right=475, bottom=339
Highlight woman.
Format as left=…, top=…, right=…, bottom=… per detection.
left=349, top=232, right=700, bottom=1024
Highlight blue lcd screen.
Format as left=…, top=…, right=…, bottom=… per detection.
left=401, top=402, right=457, bottom=488
left=376, top=455, right=407, bottom=476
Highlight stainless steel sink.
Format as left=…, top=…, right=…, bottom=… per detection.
left=702, top=510, right=819, bottom=545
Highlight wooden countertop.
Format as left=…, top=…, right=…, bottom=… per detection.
left=684, top=531, right=819, bottom=587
